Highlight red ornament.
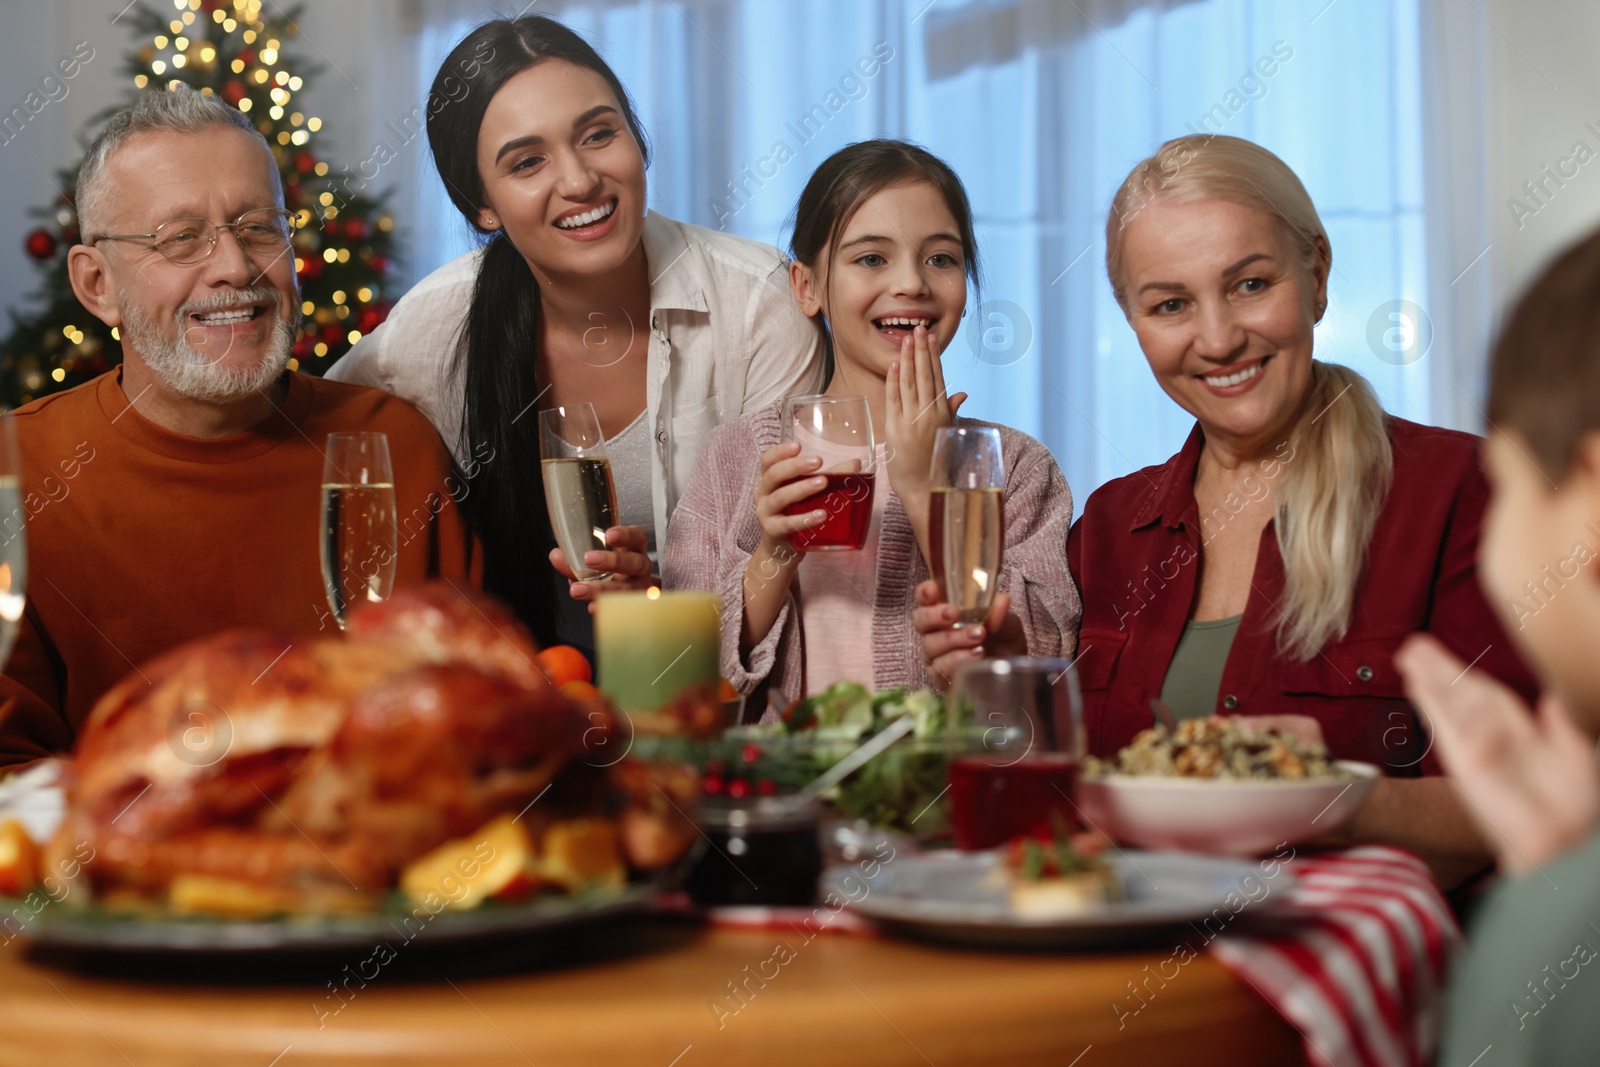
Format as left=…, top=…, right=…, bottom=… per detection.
left=702, top=773, right=724, bottom=796
left=740, top=743, right=761, bottom=765
left=237, top=49, right=255, bottom=66
left=319, top=324, right=344, bottom=346
left=356, top=308, right=382, bottom=333
left=343, top=218, right=368, bottom=240
left=297, top=256, right=323, bottom=281
left=294, top=152, right=316, bottom=175
left=293, top=335, right=315, bottom=358
left=24, top=228, right=57, bottom=260
left=222, top=81, right=246, bottom=106
left=756, top=779, right=777, bottom=796
left=368, top=255, right=388, bottom=273
left=727, top=779, right=751, bottom=800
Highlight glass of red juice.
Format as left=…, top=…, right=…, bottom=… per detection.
left=946, top=657, right=1086, bottom=851
left=780, top=394, right=877, bottom=551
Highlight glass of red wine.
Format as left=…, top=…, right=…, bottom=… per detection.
left=946, top=657, right=1085, bottom=851
left=780, top=394, right=876, bottom=551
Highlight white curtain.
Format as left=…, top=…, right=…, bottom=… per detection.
left=411, top=0, right=1439, bottom=502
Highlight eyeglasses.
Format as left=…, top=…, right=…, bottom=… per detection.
left=92, top=207, right=299, bottom=266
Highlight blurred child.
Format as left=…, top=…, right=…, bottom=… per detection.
left=1397, top=228, right=1600, bottom=1064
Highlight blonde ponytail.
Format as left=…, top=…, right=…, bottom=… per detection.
left=1272, top=362, right=1393, bottom=660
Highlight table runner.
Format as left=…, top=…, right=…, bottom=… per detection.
left=1208, top=845, right=1461, bottom=1067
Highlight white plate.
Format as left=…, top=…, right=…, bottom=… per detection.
left=823, top=849, right=1289, bottom=950
left=1076, top=760, right=1380, bottom=857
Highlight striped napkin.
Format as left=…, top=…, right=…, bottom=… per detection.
left=1208, top=845, right=1462, bottom=1067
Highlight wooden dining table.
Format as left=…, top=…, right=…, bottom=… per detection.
left=0, top=915, right=1306, bottom=1067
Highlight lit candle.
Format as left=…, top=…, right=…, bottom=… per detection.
left=595, top=589, right=723, bottom=712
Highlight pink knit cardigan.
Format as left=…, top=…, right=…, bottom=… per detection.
left=661, top=400, right=1081, bottom=710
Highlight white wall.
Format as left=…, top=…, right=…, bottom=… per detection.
left=0, top=1, right=124, bottom=321
left=1411, top=0, right=1600, bottom=431
left=1483, top=0, right=1600, bottom=313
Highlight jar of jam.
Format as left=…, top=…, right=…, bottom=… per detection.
left=686, top=796, right=823, bottom=907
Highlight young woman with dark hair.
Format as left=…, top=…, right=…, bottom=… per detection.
left=327, top=16, right=824, bottom=647
left=663, top=140, right=1079, bottom=707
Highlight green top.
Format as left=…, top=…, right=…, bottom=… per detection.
left=1157, top=615, right=1242, bottom=722
left=1443, top=829, right=1600, bottom=1065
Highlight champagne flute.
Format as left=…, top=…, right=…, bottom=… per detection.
left=929, top=426, right=1005, bottom=626
left=539, top=403, right=620, bottom=582
left=946, top=657, right=1084, bottom=851
left=320, top=432, right=398, bottom=630
left=0, top=414, right=27, bottom=670
left=780, top=394, right=876, bottom=551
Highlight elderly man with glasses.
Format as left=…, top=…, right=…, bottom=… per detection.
left=0, top=85, right=473, bottom=767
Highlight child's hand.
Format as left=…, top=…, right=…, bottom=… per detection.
left=884, top=325, right=965, bottom=505
left=1397, top=633, right=1600, bottom=874
left=740, top=442, right=828, bottom=653
left=912, top=580, right=1025, bottom=689
left=754, top=441, right=829, bottom=555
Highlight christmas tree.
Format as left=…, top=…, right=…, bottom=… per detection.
left=0, top=0, right=397, bottom=408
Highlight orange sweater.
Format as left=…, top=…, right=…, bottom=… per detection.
left=0, top=369, right=474, bottom=765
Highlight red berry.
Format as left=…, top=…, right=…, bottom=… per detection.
left=728, top=779, right=751, bottom=799
left=756, top=779, right=776, bottom=796
left=740, top=743, right=761, bottom=765
left=702, top=774, right=724, bottom=795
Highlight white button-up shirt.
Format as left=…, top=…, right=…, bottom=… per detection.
left=325, top=211, right=827, bottom=539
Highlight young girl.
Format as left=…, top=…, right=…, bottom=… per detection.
left=663, top=141, right=1079, bottom=708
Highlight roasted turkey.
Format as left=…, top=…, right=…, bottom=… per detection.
left=47, top=584, right=701, bottom=906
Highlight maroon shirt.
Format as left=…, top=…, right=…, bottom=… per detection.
left=1067, top=418, right=1536, bottom=775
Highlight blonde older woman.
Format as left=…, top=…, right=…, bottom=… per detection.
left=1061, top=135, right=1534, bottom=886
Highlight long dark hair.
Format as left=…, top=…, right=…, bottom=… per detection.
left=788, top=139, right=981, bottom=377
left=426, top=16, right=651, bottom=642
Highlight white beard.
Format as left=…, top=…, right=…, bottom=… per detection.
left=120, top=288, right=297, bottom=404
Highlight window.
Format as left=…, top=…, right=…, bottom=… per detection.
left=414, top=0, right=1429, bottom=499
